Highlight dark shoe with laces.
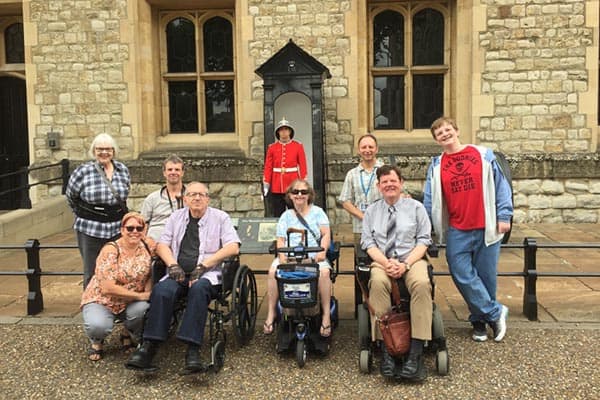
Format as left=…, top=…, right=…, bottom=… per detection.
left=379, top=344, right=396, bottom=378
left=184, top=345, right=206, bottom=372
left=471, top=321, right=488, bottom=342
left=397, top=352, right=426, bottom=381
left=125, top=340, right=158, bottom=370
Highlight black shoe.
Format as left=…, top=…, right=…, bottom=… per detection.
left=472, top=321, right=488, bottom=342
left=397, top=352, right=426, bottom=381
left=379, top=344, right=396, bottom=378
left=126, top=341, right=158, bottom=370
left=184, top=345, right=205, bottom=372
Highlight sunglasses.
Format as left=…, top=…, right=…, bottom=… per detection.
left=291, top=189, right=309, bottom=195
left=124, top=226, right=144, bottom=232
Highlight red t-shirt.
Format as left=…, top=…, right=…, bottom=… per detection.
left=440, top=145, right=485, bottom=230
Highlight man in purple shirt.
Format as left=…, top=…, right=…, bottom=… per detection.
left=126, top=181, right=240, bottom=373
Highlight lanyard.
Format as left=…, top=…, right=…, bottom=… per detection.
left=162, top=185, right=185, bottom=212
left=360, top=168, right=376, bottom=198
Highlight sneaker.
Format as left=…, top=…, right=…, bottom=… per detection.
left=471, top=321, right=488, bottom=342
left=489, top=305, right=509, bottom=342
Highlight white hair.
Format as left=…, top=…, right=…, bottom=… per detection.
left=88, top=133, right=119, bottom=159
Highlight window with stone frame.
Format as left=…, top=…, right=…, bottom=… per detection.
left=369, top=2, right=449, bottom=132
left=160, top=12, right=235, bottom=134
left=0, top=19, right=24, bottom=72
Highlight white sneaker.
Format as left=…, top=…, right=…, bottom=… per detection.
left=490, top=305, right=508, bottom=342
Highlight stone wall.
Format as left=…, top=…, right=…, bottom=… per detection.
left=248, top=0, right=354, bottom=158
left=478, top=0, right=595, bottom=153
left=28, top=0, right=132, bottom=161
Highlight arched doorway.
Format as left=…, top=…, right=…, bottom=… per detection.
left=0, top=76, right=29, bottom=210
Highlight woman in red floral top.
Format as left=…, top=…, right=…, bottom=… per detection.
left=81, top=212, right=156, bottom=361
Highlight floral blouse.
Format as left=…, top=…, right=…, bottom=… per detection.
left=81, top=238, right=157, bottom=314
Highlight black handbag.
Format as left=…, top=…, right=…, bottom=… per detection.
left=72, top=162, right=128, bottom=222
left=72, top=198, right=127, bottom=222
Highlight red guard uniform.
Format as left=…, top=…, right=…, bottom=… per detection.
left=263, top=118, right=308, bottom=217
left=263, top=140, right=307, bottom=194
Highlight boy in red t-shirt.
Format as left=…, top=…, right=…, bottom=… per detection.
left=424, top=117, right=513, bottom=344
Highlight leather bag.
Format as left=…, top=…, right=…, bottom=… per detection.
left=378, top=278, right=411, bottom=357
left=355, top=266, right=412, bottom=357
left=378, top=307, right=411, bottom=357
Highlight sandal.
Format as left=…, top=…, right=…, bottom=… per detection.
left=320, top=324, right=332, bottom=338
left=87, top=345, right=104, bottom=361
left=263, top=321, right=274, bottom=335
left=120, top=333, right=136, bottom=353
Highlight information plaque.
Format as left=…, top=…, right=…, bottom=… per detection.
left=236, top=217, right=279, bottom=254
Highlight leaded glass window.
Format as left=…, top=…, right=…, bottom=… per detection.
left=162, top=13, right=235, bottom=134
left=370, top=5, right=448, bottom=131
left=5, top=23, right=24, bottom=64
left=166, top=18, right=196, bottom=73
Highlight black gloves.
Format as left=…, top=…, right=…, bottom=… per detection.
left=189, top=263, right=208, bottom=282
left=167, top=264, right=185, bottom=282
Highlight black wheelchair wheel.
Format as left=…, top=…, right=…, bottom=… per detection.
left=357, top=305, right=370, bottom=348
left=212, top=340, right=226, bottom=374
left=296, top=339, right=307, bottom=368
left=231, top=265, right=258, bottom=347
left=432, top=303, right=445, bottom=340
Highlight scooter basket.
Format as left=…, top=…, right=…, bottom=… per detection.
left=276, top=264, right=319, bottom=309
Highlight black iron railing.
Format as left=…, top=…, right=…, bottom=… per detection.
left=0, top=159, right=70, bottom=208
left=1, top=238, right=600, bottom=318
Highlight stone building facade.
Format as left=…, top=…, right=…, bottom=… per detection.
left=1, top=0, right=599, bottom=224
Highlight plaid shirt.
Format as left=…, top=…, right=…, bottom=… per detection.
left=66, top=160, right=130, bottom=239
left=338, top=159, right=383, bottom=233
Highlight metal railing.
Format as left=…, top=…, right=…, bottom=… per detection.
left=0, top=159, right=70, bottom=208
left=2, top=238, right=600, bottom=319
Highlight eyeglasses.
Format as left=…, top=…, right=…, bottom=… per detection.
left=124, top=226, right=144, bottom=232
left=291, top=189, right=309, bottom=195
left=95, top=147, right=114, bottom=153
left=186, top=192, right=209, bottom=198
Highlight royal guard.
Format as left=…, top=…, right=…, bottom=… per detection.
left=263, top=118, right=307, bottom=217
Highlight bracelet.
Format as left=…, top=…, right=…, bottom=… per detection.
left=168, top=263, right=180, bottom=269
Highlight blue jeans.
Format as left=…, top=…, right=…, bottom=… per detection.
left=445, top=226, right=502, bottom=323
left=142, top=278, right=220, bottom=346
left=76, top=231, right=118, bottom=289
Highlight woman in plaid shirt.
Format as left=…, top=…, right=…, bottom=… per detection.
left=66, top=133, right=130, bottom=289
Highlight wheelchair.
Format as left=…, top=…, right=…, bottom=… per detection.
left=135, top=256, right=257, bottom=374
left=272, top=228, right=340, bottom=368
left=354, top=246, right=449, bottom=376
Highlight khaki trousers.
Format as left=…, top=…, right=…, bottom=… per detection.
left=368, top=259, right=432, bottom=341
